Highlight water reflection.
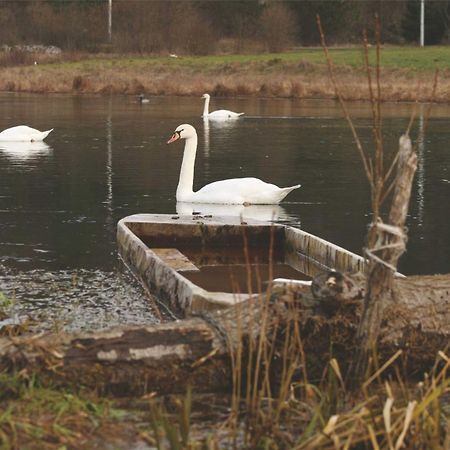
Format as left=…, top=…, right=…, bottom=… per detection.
left=203, top=118, right=210, bottom=157
left=105, top=96, right=114, bottom=230
left=416, top=106, right=425, bottom=228
left=0, top=93, right=448, bottom=290
left=0, top=140, right=51, bottom=159
left=202, top=116, right=240, bottom=157
left=176, top=201, right=290, bottom=222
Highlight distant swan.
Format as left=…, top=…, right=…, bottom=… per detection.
left=167, top=124, right=300, bottom=205
left=201, top=93, right=244, bottom=120
left=0, top=125, right=53, bottom=142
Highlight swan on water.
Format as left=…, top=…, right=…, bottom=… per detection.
left=201, top=93, right=244, bottom=120
left=0, top=125, right=53, bottom=142
left=167, top=124, right=300, bottom=205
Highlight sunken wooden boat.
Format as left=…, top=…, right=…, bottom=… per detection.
left=0, top=215, right=446, bottom=397
left=117, top=213, right=365, bottom=316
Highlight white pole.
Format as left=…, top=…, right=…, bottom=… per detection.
left=108, top=0, right=112, bottom=43
left=420, top=0, right=425, bottom=47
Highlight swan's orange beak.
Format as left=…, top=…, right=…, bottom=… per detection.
left=167, top=132, right=180, bottom=144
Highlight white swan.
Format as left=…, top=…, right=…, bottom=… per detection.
left=0, top=125, right=53, bottom=142
left=201, top=93, right=244, bottom=120
left=167, top=124, right=300, bottom=205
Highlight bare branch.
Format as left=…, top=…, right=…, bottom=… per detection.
left=422, top=68, right=439, bottom=135
left=380, top=176, right=397, bottom=206
left=316, top=15, right=374, bottom=189
left=375, top=15, right=383, bottom=153
left=382, top=150, right=400, bottom=194
left=405, top=94, right=419, bottom=137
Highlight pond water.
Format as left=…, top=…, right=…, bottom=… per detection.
left=0, top=93, right=449, bottom=329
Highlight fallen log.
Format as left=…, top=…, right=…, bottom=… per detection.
left=0, top=271, right=448, bottom=396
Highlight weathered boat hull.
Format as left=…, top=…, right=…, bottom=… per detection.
left=117, top=214, right=365, bottom=315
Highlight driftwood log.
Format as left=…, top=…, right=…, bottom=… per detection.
left=0, top=271, right=448, bottom=396
left=351, top=134, right=418, bottom=381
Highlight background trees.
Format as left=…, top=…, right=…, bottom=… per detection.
left=0, top=0, right=448, bottom=54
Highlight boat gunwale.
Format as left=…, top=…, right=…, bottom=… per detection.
left=117, top=213, right=367, bottom=315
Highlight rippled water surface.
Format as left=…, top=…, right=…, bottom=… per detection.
left=0, top=93, right=449, bottom=329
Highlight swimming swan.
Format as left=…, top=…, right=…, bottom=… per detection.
left=201, top=93, right=244, bottom=120
left=0, top=125, right=53, bottom=142
left=167, top=124, right=300, bottom=204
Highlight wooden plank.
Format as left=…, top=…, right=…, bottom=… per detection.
left=150, top=248, right=199, bottom=272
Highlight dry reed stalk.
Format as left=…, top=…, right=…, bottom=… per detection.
left=317, top=15, right=373, bottom=191
left=226, top=284, right=244, bottom=445
left=221, top=226, right=310, bottom=448
left=1, top=60, right=449, bottom=100
left=295, top=356, right=448, bottom=449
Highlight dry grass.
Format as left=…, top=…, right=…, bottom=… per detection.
left=216, top=263, right=450, bottom=449
left=132, top=282, right=450, bottom=449
left=0, top=372, right=141, bottom=450
left=0, top=54, right=448, bottom=101
left=0, top=259, right=448, bottom=449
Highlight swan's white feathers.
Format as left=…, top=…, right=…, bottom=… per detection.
left=202, top=93, right=244, bottom=120
left=169, top=124, right=300, bottom=205
left=194, top=178, right=300, bottom=204
left=207, top=110, right=245, bottom=120
left=0, top=125, right=53, bottom=142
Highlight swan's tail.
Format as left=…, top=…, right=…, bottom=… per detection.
left=278, top=184, right=301, bottom=203
left=39, top=128, right=54, bottom=140
left=31, top=129, right=53, bottom=142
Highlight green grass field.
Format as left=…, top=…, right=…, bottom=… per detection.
left=51, top=46, right=450, bottom=72
left=2, top=45, right=446, bottom=100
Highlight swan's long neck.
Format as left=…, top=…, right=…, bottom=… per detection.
left=202, top=96, right=210, bottom=117
left=176, top=134, right=197, bottom=201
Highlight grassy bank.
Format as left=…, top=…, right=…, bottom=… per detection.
left=0, top=46, right=448, bottom=102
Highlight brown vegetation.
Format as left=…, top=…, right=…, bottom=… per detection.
left=0, top=57, right=449, bottom=102
left=0, top=269, right=449, bottom=448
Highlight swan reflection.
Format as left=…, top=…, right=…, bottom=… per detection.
left=0, top=140, right=52, bottom=159
left=176, top=202, right=290, bottom=222
left=203, top=117, right=240, bottom=157
left=203, top=117, right=210, bottom=157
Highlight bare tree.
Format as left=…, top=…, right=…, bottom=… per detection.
left=317, top=14, right=438, bottom=384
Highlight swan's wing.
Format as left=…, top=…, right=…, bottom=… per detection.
left=197, top=178, right=271, bottom=193
left=194, top=178, right=278, bottom=204
left=200, top=178, right=301, bottom=204
left=208, top=110, right=244, bottom=120
left=0, top=126, right=35, bottom=141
